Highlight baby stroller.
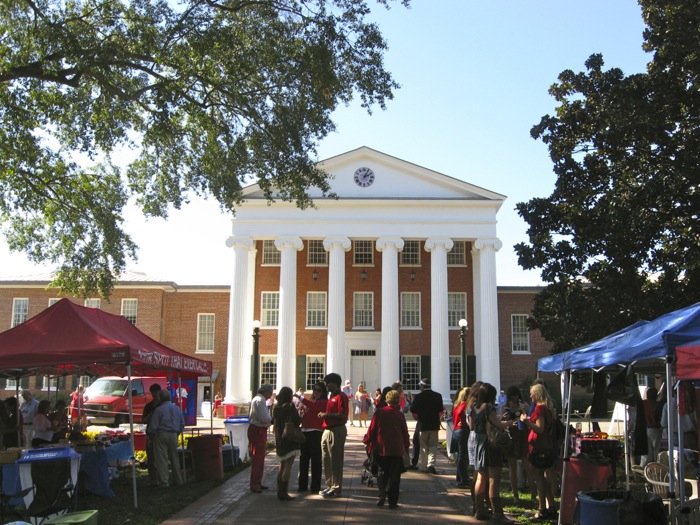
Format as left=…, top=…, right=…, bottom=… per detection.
left=361, top=451, right=378, bottom=487
left=361, top=428, right=378, bottom=487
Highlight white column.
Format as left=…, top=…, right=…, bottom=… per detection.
left=376, top=237, right=404, bottom=388
left=224, top=236, right=255, bottom=405
left=472, top=239, right=503, bottom=390
left=275, top=236, right=304, bottom=389
left=323, top=237, right=351, bottom=379
left=425, top=238, right=453, bottom=404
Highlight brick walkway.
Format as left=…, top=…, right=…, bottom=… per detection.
left=161, top=421, right=479, bottom=524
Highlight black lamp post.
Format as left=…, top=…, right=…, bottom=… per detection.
left=459, top=318, right=468, bottom=387
left=251, top=320, right=261, bottom=398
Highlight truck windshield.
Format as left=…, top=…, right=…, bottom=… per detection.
left=86, top=379, right=128, bottom=397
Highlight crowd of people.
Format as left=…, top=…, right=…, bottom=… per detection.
left=0, top=389, right=76, bottom=450
left=244, top=374, right=568, bottom=520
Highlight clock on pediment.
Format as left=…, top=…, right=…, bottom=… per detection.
left=353, top=167, right=375, bottom=188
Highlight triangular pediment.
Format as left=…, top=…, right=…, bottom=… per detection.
left=241, top=146, right=506, bottom=202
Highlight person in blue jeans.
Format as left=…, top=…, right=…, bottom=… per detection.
left=452, top=387, right=471, bottom=487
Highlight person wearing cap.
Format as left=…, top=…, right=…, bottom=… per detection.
left=20, top=389, right=39, bottom=446
left=364, top=389, right=410, bottom=509
left=142, top=382, right=163, bottom=486
left=318, top=373, right=349, bottom=498
left=341, top=379, right=354, bottom=427
left=410, top=378, right=444, bottom=474
left=249, top=384, right=274, bottom=493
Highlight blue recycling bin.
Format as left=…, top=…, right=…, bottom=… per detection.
left=224, top=416, right=250, bottom=461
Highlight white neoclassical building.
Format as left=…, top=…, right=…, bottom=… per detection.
left=223, top=147, right=505, bottom=406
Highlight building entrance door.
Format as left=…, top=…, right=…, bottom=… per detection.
left=350, top=350, right=378, bottom=392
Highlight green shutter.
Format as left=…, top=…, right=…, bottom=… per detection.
left=420, top=355, right=431, bottom=381
left=467, top=356, right=477, bottom=387
left=296, top=356, right=306, bottom=391
left=20, top=377, right=29, bottom=389
left=0, top=378, right=5, bottom=389
left=35, top=375, right=44, bottom=390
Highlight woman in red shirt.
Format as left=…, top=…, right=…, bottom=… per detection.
left=452, top=387, right=470, bottom=488
left=520, top=383, right=557, bottom=519
left=294, top=382, right=328, bottom=493
left=364, top=389, right=410, bottom=509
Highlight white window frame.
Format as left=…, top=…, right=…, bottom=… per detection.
left=449, top=356, right=462, bottom=392
left=353, top=292, right=374, bottom=329
left=48, top=298, right=61, bottom=307
left=306, top=292, right=327, bottom=328
left=400, top=240, right=421, bottom=266
left=262, top=240, right=281, bottom=265
left=5, top=378, right=18, bottom=390
left=353, top=240, right=374, bottom=266
left=196, top=313, right=216, bottom=354
left=447, top=240, right=467, bottom=266
left=41, top=376, right=59, bottom=391
left=260, top=356, right=277, bottom=390
left=511, top=314, right=531, bottom=354
left=400, top=292, right=421, bottom=328
left=307, top=240, right=328, bottom=265
left=447, top=292, right=467, bottom=328
left=121, top=298, right=138, bottom=325
left=84, top=298, right=101, bottom=309
left=400, top=356, right=421, bottom=391
left=11, top=298, right=29, bottom=327
left=261, top=292, right=280, bottom=327
left=306, top=356, right=326, bottom=391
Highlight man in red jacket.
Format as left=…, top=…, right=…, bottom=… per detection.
left=365, top=389, right=410, bottom=509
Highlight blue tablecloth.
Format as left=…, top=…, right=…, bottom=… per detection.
left=79, top=441, right=132, bottom=498
left=1, top=463, right=23, bottom=505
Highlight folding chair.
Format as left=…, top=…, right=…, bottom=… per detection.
left=16, top=447, right=80, bottom=525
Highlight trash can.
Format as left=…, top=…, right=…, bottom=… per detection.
left=574, top=490, right=665, bottom=525
left=561, top=457, right=613, bottom=523
left=225, top=416, right=250, bottom=461
left=188, top=434, right=224, bottom=481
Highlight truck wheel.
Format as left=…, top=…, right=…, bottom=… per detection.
left=113, top=414, right=127, bottom=427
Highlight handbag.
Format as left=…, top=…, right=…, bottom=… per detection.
left=281, top=414, right=305, bottom=444
left=487, top=417, right=512, bottom=450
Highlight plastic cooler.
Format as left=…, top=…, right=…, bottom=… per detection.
left=188, top=434, right=224, bottom=481
left=225, top=416, right=250, bottom=461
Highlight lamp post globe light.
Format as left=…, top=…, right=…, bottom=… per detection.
left=251, top=320, right=261, bottom=399
left=458, top=318, right=468, bottom=388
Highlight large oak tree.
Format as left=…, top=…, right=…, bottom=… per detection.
left=515, top=0, right=700, bottom=353
left=0, top=0, right=407, bottom=296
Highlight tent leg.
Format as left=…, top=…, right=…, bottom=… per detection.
left=558, top=370, right=573, bottom=525
left=127, top=364, right=138, bottom=509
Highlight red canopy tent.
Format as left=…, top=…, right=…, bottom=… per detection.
left=0, top=298, right=212, bottom=379
left=0, top=298, right=213, bottom=508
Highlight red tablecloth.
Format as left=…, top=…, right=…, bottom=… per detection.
left=561, top=457, right=614, bottom=524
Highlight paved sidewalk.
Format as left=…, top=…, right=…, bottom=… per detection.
left=162, top=421, right=478, bottom=524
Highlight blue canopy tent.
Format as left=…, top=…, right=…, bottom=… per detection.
left=537, top=302, right=700, bottom=522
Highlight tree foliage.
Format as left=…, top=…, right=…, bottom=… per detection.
left=515, top=0, right=700, bottom=354
left=0, top=0, right=408, bottom=296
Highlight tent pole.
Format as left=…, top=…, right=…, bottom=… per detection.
left=666, top=360, right=676, bottom=499
left=210, top=378, right=214, bottom=434
left=557, top=369, right=573, bottom=525
left=677, top=381, right=686, bottom=502
left=128, top=364, right=138, bottom=508
left=623, top=403, right=630, bottom=489
left=177, top=371, right=186, bottom=482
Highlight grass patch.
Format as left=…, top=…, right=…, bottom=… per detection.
left=51, top=462, right=248, bottom=525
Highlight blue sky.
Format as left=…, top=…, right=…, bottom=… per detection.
left=0, top=0, right=650, bottom=286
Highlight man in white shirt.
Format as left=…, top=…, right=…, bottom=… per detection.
left=20, top=389, right=39, bottom=446
left=342, top=380, right=354, bottom=427
left=248, top=384, right=274, bottom=492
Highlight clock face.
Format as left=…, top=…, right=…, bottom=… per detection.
left=353, top=167, right=375, bottom=187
